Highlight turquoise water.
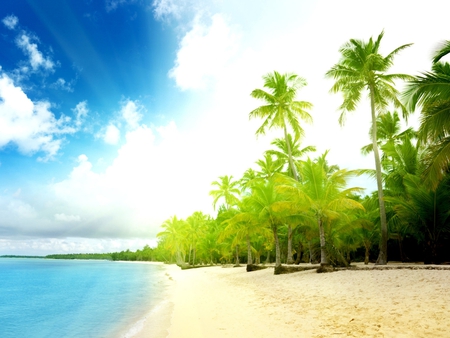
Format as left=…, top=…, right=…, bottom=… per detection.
left=0, top=258, right=171, bottom=338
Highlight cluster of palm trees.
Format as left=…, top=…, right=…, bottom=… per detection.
left=156, top=32, right=450, bottom=271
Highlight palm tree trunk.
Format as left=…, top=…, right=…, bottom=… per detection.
left=265, top=250, right=271, bottom=264
left=364, top=244, right=370, bottom=265
left=295, top=240, right=303, bottom=264
left=286, top=225, right=294, bottom=264
left=309, top=240, right=315, bottom=263
left=370, top=84, right=388, bottom=265
left=273, top=226, right=281, bottom=267
left=247, top=235, right=253, bottom=265
left=188, top=243, right=192, bottom=265
left=318, top=218, right=329, bottom=266
left=234, top=244, right=240, bottom=266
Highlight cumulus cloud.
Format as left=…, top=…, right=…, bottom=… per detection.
left=169, top=14, right=239, bottom=90
left=16, top=33, right=55, bottom=72
left=0, top=72, right=77, bottom=161
left=103, top=124, right=121, bottom=145
left=120, top=99, right=143, bottom=129
left=2, top=14, right=18, bottom=30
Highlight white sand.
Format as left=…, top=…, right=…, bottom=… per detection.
left=135, top=263, right=450, bottom=338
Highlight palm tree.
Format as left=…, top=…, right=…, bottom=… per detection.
left=403, top=41, right=450, bottom=187
left=361, top=111, right=416, bottom=164
left=210, top=175, right=240, bottom=210
left=221, top=197, right=272, bottom=266
left=255, top=153, right=284, bottom=180
left=277, top=152, right=364, bottom=267
left=326, top=31, right=412, bottom=265
left=249, top=71, right=313, bottom=181
left=266, top=134, right=316, bottom=180
left=245, top=176, right=294, bottom=272
left=386, top=173, right=450, bottom=264
left=156, top=215, right=187, bottom=264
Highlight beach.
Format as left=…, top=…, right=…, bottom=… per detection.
left=134, top=263, right=450, bottom=338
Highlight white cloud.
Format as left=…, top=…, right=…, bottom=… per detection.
left=152, top=0, right=182, bottom=20
left=54, top=213, right=81, bottom=222
left=2, top=15, right=18, bottom=30
left=52, top=78, right=74, bottom=92
left=103, top=124, right=121, bottom=145
left=16, top=33, right=55, bottom=72
left=0, top=72, right=76, bottom=161
left=72, top=101, right=88, bottom=128
left=169, top=13, right=239, bottom=90
left=120, top=99, right=143, bottom=129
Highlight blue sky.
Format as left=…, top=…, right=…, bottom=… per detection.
left=0, top=0, right=449, bottom=255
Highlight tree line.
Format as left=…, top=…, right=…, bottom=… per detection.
left=155, top=32, right=450, bottom=273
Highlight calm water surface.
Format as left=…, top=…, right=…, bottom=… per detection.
left=0, top=258, right=170, bottom=338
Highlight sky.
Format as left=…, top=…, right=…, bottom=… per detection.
left=0, top=0, right=449, bottom=255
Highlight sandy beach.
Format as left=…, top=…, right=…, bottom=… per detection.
left=134, top=263, right=450, bottom=338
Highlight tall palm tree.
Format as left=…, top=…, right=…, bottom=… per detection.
left=326, top=31, right=412, bottom=265
left=403, top=41, right=450, bottom=188
left=265, top=135, right=316, bottom=264
left=249, top=71, right=313, bottom=181
left=210, top=175, right=240, bottom=210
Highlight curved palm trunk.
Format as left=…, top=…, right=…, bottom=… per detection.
left=273, top=226, right=281, bottom=267
left=234, top=244, right=240, bottom=266
left=286, top=225, right=294, bottom=264
left=318, top=218, right=329, bottom=266
left=247, top=235, right=253, bottom=265
left=370, top=85, right=389, bottom=265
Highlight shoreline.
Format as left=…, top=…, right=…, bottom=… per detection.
left=132, top=262, right=450, bottom=337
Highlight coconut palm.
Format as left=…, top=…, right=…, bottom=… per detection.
left=250, top=71, right=313, bottom=181
left=245, top=176, right=295, bottom=271
left=403, top=42, right=450, bottom=187
left=255, top=153, right=284, bottom=180
left=266, top=134, right=316, bottom=180
left=361, top=111, right=416, bottom=164
left=210, top=175, right=240, bottom=210
left=156, top=215, right=187, bottom=264
left=386, top=173, right=450, bottom=264
left=221, top=197, right=272, bottom=266
left=326, top=31, right=412, bottom=265
left=277, top=152, right=364, bottom=267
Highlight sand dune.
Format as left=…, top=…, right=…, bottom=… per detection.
left=138, top=263, right=450, bottom=337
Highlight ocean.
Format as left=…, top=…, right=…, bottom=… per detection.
left=0, top=258, right=172, bottom=338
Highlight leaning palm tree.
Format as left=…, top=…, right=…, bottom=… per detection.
left=249, top=71, right=313, bottom=181
left=326, top=31, right=412, bottom=265
left=403, top=41, right=450, bottom=188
